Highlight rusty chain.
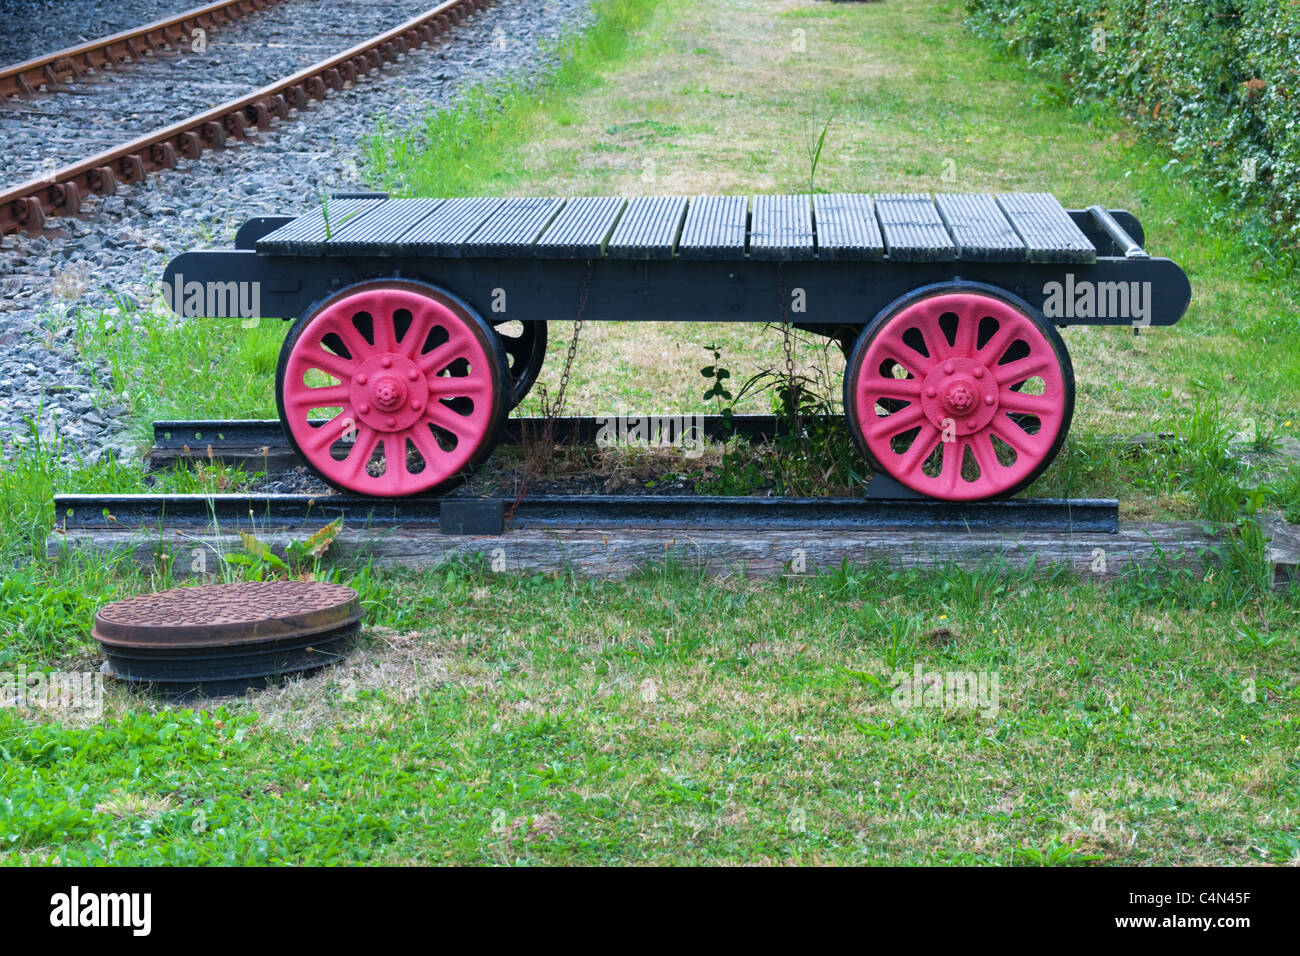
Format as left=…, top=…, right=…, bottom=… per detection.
left=505, top=264, right=591, bottom=521
left=777, top=262, right=804, bottom=447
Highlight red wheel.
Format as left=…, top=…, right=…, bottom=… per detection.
left=276, top=281, right=507, bottom=496
left=845, top=284, right=1074, bottom=500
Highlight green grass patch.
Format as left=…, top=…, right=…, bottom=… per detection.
left=3, top=560, right=1298, bottom=865
left=364, top=0, right=662, bottom=196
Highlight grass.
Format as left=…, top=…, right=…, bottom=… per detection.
left=0, top=0, right=1297, bottom=865
left=3, top=559, right=1298, bottom=865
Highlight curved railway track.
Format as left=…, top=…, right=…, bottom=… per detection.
left=0, top=0, right=493, bottom=237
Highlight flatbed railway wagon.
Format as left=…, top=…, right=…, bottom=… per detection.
left=163, top=191, right=1190, bottom=501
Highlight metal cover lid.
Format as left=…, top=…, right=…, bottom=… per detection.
left=93, top=581, right=362, bottom=650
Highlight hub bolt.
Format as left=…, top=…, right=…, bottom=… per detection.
left=985, top=395, right=994, bottom=406
left=381, top=357, right=393, bottom=368
left=386, top=417, right=397, bottom=428
left=359, top=403, right=370, bottom=414
left=357, top=374, right=368, bottom=385
left=411, top=400, right=423, bottom=412
left=944, top=362, right=955, bottom=374
left=926, top=386, right=937, bottom=398
left=973, top=367, right=985, bottom=379
left=408, top=369, right=419, bottom=381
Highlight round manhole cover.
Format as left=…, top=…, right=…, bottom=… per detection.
left=93, top=581, right=363, bottom=697
left=94, top=580, right=362, bottom=648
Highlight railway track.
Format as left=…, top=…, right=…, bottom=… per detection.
left=0, top=0, right=286, bottom=101
left=0, top=0, right=493, bottom=237
left=50, top=428, right=1296, bottom=584
left=58, top=412, right=1121, bottom=533
left=145, top=414, right=822, bottom=472
left=52, top=490, right=1121, bottom=533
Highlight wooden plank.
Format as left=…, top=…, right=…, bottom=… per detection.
left=996, top=192, right=1096, bottom=263
left=605, top=195, right=688, bottom=259
left=750, top=194, right=814, bottom=260
left=461, top=196, right=565, bottom=257
left=933, top=192, right=1026, bottom=262
left=873, top=193, right=956, bottom=261
left=318, top=197, right=446, bottom=257
left=392, top=196, right=505, bottom=257
left=1261, top=512, right=1300, bottom=592
left=48, top=522, right=1229, bottom=582
left=255, top=196, right=387, bottom=256
left=676, top=195, right=748, bottom=259
left=812, top=193, right=885, bottom=261
left=534, top=196, right=626, bottom=258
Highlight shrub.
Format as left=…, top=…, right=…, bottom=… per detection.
left=966, top=0, right=1300, bottom=249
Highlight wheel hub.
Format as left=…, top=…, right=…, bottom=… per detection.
left=942, top=380, right=976, bottom=416
left=372, top=376, right=406, bottom=410
left=920, top=357, right=999, bottom=433
left=350, top=354, right=428, bottom=432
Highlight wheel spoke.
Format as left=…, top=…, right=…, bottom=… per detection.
left=299, top=412, right=351, bottom=453
left=330, top=321, right=371, bottom=362
left=952, top=308, right=979, bottom=356
left=936, top=438, right=963, bottom=495
left=382, top=436, right=407, bottom=479
left=287, top=384, right=349, bottom=409
left=399, top=305, right=437, bottom=359
left=297, top=346, right=353, bottom=382
left=969, top=431, right=1003, bottom=477
left=417, top=325, right=476, bottom=375
left=917, top=320, right=947, bottom=363
left=409, top=422, right=448, bottom=464
left=340, top=427, right=379, bottom=481
left=426, top=402, right=475, bottom=438
left=994, top=354, right=1052, bottom=386
left=866, top=403, right=925, bottom=441
left=991, top=416, right=1043, bottom=456
left=998, top=389, right=1058, bottom=416
left=370, top=302, right=397, bottom=352
left=428, top=375, right=492, bottom=400
left=893, top=423, right=940, bottom=475
left=879, top=328, right=937, bottom=376
left=976, top=319, right=1019, bottom=366
left=863, top=376, right=923, bottom=402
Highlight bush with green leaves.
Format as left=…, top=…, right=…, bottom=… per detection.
left=966, top=0, right=1300, bottom=253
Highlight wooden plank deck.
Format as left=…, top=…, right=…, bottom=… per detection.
left=534, top=196, right=626, bottom=258
left=605, top=195, right=688, bottom=259
left=392, top=196, right=505, bottom=257
left=997, top=192, right=1097, bottom=263
left=750, top=194, right=815, bottom=260
left=934, top=193, right=1025, bottom=262
left=256, top=192, right=1101, bottom=263
left=459, top=197, right=564, bottom=257
left=874, top=193, right=958, bottom=262
left=256, top=196, right=387, bottom=255
left=812, top=193, right=885, bottom=260
left=677, top=195, right=748, bottom=259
